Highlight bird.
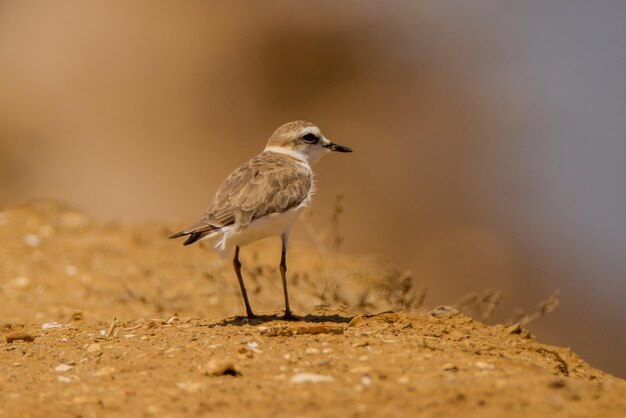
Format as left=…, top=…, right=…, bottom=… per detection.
left=169, top=121, right=352, bottom=319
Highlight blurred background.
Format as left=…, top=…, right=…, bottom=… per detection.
left=1, top=1, right=625, bottom=377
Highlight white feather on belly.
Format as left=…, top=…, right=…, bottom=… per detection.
left=200, top=207, right=305, bottom=258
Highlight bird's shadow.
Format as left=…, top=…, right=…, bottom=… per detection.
left=206, top=311, right=355, bottom=328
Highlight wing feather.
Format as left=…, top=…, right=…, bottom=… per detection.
left=203, top=152, right=312, bottom=228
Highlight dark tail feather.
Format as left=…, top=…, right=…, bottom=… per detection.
left=169, top=223, right=219, bottom=246
left=169, top=231, right=188, bottom=239
left=169, top=230, right=207, bottom=246
left=183, top=232, right=205, bottom=246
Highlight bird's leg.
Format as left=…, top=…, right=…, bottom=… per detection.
left=233, top=246, right=255, bottom=319
left=280, top=233, right=294, bottom=320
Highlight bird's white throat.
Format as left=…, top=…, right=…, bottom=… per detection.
left=264, top=146, right=312, bottom=165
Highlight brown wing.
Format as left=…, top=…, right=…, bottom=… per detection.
left=203, top=152, right=312, bottom=228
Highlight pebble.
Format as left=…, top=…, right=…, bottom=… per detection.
left=24, top=234, right=41, bottom=247
left=86, top=343, right=101, bottom=353
left=55, top=363, right=73, bottom=372
left=443, top=363, right=458, bottom=372
left=246, top=341, right=263, bottom=353
left=291, top=373, right=334, bottom=384
left=397, top=376, right=410, bottom=384
left=549, top=379, right=566, bottom=389
left=349, top=367, right=372, bottom=374
left=94, top=366, right=116, bottom=377
left=176, top=381, right=205, bottom=393
left=42, top=322, right=65, bottom=330
left=475, top=361, right=495, bottom=371
left=430, top=306, right=460, bottom=318
left=8, top=276, right=30, bottom=289
left=203, top=359, right=240, bottom=376
left=5, top=332, right=35, bottom=343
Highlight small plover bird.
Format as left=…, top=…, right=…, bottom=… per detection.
left=169, top=121, right=352, bottom=319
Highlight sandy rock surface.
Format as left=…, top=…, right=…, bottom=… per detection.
left=1, top=201, right=625, bottom=417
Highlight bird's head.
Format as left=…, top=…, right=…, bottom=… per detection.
left=264, top=120, right=352, bottom=165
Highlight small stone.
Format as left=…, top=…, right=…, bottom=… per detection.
left=42, top=322, right=65, bottom=330
left=69, top=311, right=83, bottom=321
left=8, top=276, right=30, bottom=289
left=24, top=234, right=41, bottom=247
left=176, top=381, right=205, bottom=393
left=246, top=341, right=262, bottom=353
left=475, top=361, right=495, bottom=371
left=549, top=379, right=566, bottom=389
left=55, top=363, right=73, bottom=372
left=430, top=306, right=459, bottom=318
left=349, top=366, right=372, bottom=374
left=443, top=363, right=458, bottom=372
left=291, top=373, right=334, bottom=384
left=57, top=376, right=72, bottom=383
left=397, top=376, right=410, bottom=384
left=238, top=347, right=253, bottom=358
left=305, top=347, right=320, bottom=355
left=94, top=366, right=116, bottom=376
left=86, top=343, right=101, bottom=353
left=5, top=332, right=35, bottom=343
left=203, top=359, right=240, bottom=376
left=360, top=376, right=372, bottom=386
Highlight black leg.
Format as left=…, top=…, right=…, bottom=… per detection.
left=280, top=234, right=293, bottom=319
left=233, top=246, right=255, bottom=318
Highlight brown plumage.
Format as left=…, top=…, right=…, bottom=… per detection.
left=169, top=152, right=312, bottom=245
left=169, top=120, right=352, bottom=318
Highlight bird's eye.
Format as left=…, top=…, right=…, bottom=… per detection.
left=302, top=133, right=319, bottom=144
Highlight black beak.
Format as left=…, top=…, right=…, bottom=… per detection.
left=324, top=142, right=353, bottom=153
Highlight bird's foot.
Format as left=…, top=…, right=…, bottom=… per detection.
left=281, top=310, right=297, bottom=321
left=243, top=311, right=257, bottom=321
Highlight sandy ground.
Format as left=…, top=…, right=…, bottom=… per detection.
left=1, top=201, right=625, bottom=417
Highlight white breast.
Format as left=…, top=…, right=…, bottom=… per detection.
left=201, top=206, right=306, bottom=257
